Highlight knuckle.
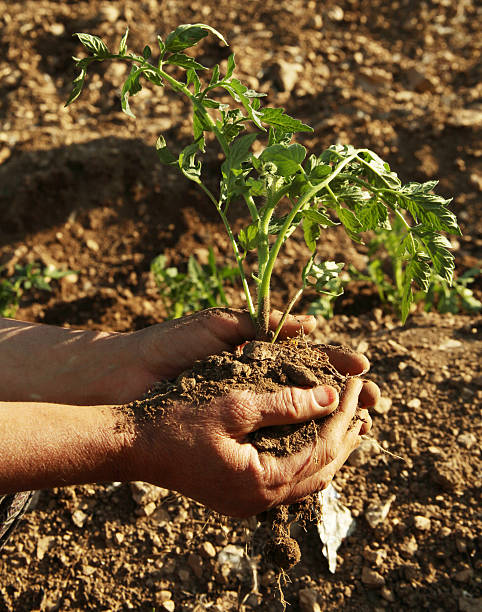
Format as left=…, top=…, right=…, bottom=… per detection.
left=283, top=386, right=306, bottom=421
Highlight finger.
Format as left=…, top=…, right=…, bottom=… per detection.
left=317, top=378, right=363, bottom=444
left=359, top=380, right=380, bottom=408
left=234, top=385, right=339, bottom=432
left=359, top=409, right=372, bottom=435
left=269, top=311, right=317, bottom=338
left=281, top=421, right=364, bottom=504
left=317, top=345, right=370, bottom=376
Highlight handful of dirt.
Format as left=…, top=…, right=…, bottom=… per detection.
left=129, top=339, right=353, bottom=570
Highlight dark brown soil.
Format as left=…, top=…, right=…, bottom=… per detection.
left=1, top=0, right=481, bottom=610
left=129, top=339, right=350, bottom=572
left=131, top=340, right=345, bottom=455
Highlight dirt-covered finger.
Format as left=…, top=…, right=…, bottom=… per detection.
left=359, top=380, right=380, bottom=408
left=240, top=385, right=339, bottom=431
left=317, top=377, right=363, bottom=443
left=320, top=345, right=370, bottom=376
left=281, top=423, right=364, bottom=504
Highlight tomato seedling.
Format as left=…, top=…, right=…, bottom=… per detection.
left=66, top=24, right=461, bottom=339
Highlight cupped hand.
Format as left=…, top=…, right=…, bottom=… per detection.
left=126, top=377, right=372, bottom=518
left=129, top=308, right=379, bottom=408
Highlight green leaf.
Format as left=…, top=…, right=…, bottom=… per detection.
left=302, top=209, right=337, bottom=228
left=226, top=53, right=236, bottom=79
left=238, top=223, right=259, bottom=251
left=164, top=23, right=227, bottom=53
left=268, top=212, right=303, bottom=235
left=166, top=53, right=208, bottom=70
left=65, top=66, right=87, bottom=106
left=303, top=215, right=321, bottom=252
left=186, top=68, right=201, bottom=93
left=400, top=182, right=461, bottom=235
left=179, top=141, right=203, bottom=183
left=157, top=35, right=165, bottom=54
left=119, top=28, right=129, bottom=55
left=306, top=261, right=345, bottom=291
left=356, top=198, right=390, bottom=231
left=143, top=45, right=152, bottom=59
left=120, top=65, right=143, bottom=118
left=227, top=133, right=258, bottom=169
left=260, top=143, right=306, bottom=177
left=75, top=33, right=109, bottom=57
left=156, top=135, right=177, bottom=165
left=209, top=64, right=220, bottom=86
left=336, top=206, right=363, bottom=242
left=193, top=107, right=212, bottom=142
left=260, top=107, right=313, bottom=134
left=413, top=228, right=455, bottom=283
left=360, top=150, right=401, bottom=189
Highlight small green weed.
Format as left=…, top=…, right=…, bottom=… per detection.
left=151, top=247, right=238, bottom=319
left=0, top=263, right=72, bottom=317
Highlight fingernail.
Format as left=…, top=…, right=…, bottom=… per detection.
left=312, top=385, right=338, bottom=407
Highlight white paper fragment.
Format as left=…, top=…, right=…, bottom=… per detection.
left=317, top=484, right=356, bottom=573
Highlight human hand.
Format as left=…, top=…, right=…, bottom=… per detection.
left=125, top=377, right=372, bottom=517
left=127, top=308, right=379, bottom=408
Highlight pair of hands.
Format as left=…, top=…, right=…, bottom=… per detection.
left=123, top=308, right=378, bottom=517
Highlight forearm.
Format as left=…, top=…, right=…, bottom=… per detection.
left=0, top=318, right=154, bottom=404
left=0, top=401, right=135, bottom=494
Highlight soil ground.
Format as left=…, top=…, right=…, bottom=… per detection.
left=0, top=1, right=481, bottom=610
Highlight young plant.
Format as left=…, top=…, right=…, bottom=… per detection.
left=66, top=24, right=461, bottom=339
left=349, top=216, right=480, bottom=317
left=151, top=248, right=238, bottom=319
left=0, top=262, right=72, bottom=317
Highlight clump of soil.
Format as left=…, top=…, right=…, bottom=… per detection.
left=128, top=339, right=352, bottom=569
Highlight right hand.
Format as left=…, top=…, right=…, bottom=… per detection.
left=125, top=377, right=371, bottom=517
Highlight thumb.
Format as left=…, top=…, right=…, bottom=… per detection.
left=246, top=385, right=339, bottom=430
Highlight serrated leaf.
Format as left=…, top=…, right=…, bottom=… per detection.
left=306, top=261, right=344, bottom=291
left=186, top=68, right=201, bottom=93
left=260, top=143, right=306, bottom=177
left=356, top=198, right=390, bottom=231
left=227, top=133, right=258, bottom=168
left=120, top=65, right=143, bottom=118
left=336, top=206, right=362, bottom=233
left=268, top=212, right=303, bottom=235
left=302, top=209, right=337, bottom=228
left=165, top=23, right=227, bottom=53
left=303, top=215, right=321, bottom=252
left=260, top=107, right=313, bottom=134
left=193, top=106, right=212, bottom=142
left=209, top=64, right=220, bottom=86
left=143, top=69, right=163, bottom=86
left=157, top=35, right=165, bottom=54
left=238, top=223, right=259, bottom=251
left=167, top=53, right=208, bottom=70
left=226, top=53, right=236, bottom=78
left=401, top=183, right=460, bottom=234
left=179, top=141, right=203, bottom=183
left=155, top=135, right=177, bottom=165
left=119, top=28, right=129, bottom=55
left=65, top=66, right=87, bottom=106
left=414, top=229, right=455, bottom=283
left=75, top=33, right=109, bottom=57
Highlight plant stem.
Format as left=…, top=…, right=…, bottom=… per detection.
left=256, top=151, right=361, bottom=339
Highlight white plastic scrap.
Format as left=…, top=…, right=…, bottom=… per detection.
left=317, top=484, right=356, bottom=573
left=365, top=494, right=396, bottom=528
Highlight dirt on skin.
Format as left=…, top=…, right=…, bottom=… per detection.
left=0, top=0, right=481, bottom=610
left=129, top=338, right=350, bottom=571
